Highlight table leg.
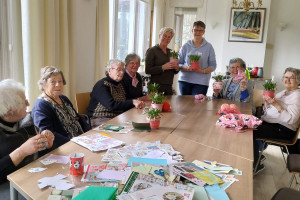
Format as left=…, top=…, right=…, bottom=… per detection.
left=10, top=182, right=18, bottom=200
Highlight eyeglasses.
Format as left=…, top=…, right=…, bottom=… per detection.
left=193, top=29, right=205, bottom=33
left=111, top=68, right=125, bottom=73
left=283, top=76, right=296, bottom=81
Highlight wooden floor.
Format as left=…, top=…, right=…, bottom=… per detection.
left=253, top=145, right=299, bottom=200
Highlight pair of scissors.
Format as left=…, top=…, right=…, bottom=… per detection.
left=154, top=169, right=164, bottom=176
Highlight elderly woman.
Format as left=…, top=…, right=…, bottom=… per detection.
left=178, top=21, right=216, bottom=95
left=0, top=79, right=54, bottom=184
left=121, top=53, right=149, bottom=101
left=32, top=66, right=90, bottom=147
left=253, top=67, right=300, bottom=174
left=87, top=59, right=145, bottom=127
left=145, top=27, right=179, bottom=95
left=213, top=58, right=253, bottom=103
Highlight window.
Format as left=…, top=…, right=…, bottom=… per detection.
left=110, top=0, right=151, bottom=61
left=174, top=8, right=197, bottom=49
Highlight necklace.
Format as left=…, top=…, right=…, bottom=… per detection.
left=44, top=93, right=64, bottom=109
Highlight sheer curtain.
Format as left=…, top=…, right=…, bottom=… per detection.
left=0, top=0, right=24, bottom=82
left=21, top=0, right=74, bottom=110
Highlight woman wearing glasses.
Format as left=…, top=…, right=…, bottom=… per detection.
left=178, top=21, right=217, bottom=95
left=253, top=67, right=300, bottom=174
left=87, top=59, right=145, bottom=127
left=145, top=27, right=179, bottom=95
left=212, top=58, right=253, bottom=103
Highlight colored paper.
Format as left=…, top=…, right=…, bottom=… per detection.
left=73, top=186, right=117, bottom=200
left=127, top=157, right=167, bottom=167
left=205, top=184, right=230, bottom=200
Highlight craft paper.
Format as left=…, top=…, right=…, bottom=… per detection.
left=28, top=167, right=47, bottom=173
left=97, top=170, right=127, bottom=181
left=38, top=174, right=75, bottom=190
left=204, top=184, right=230, bottom=200
left=46, top=154, right=69, bottom=164
left=40, top=158, right=56, bottom=165
left=127, top=157, right=167, bottom=167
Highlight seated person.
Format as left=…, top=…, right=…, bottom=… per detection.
left=121, top=53, right=149, bottom=101
left=32, top=66, right=90, bottom=147
left=0, top=79, right=54, bottom=184
left=253, top=67, right=300, bottom=174
left=213, top=58, right=253, bottom=103
left=87, top=59, right=145, bottom=127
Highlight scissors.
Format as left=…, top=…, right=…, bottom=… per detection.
left=154, top=169, right=164, bottom=176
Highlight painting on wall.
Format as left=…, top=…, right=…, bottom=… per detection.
left=228, top=8, right=266, bottom=43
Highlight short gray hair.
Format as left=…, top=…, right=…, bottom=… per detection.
left=105, top=59, right=125, bottom=75
left=229, top=58, right=246, bottom=71
left=159, top=27, right=175, bottom=37
left=0, top=79, right=25, bottom=116
left=284, top=67, right=300, bottom=86
left=38, top=66, right=66, bottom=91
left=125, top=53, right=140, bottom=68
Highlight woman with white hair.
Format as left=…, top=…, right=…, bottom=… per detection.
left=32, top=66, right=90, bottom=147
left=253, top=67, right=300, bottom=174
left=213, top=57, right=253, bottom=103
left=0, top=79, right=54, bottom=183
left=87, top=59, right=145, bottom=127
left=145, top=27, right=179, bottom=95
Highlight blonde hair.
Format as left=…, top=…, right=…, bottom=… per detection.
left=159, top=27, right=175, bottom=37
left=0, top=79, right=25, bottom=116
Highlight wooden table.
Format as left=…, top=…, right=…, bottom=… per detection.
left=8, top=96, right=253, bottom=200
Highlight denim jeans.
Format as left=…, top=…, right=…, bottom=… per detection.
left=178, top=81, right=208, bottom=95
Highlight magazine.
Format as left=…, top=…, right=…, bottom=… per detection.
left=71, top=133, right=125, bottom=152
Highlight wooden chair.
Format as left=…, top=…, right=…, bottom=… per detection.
left=75, top=92, right=91, bottom=114
left=253, top=89, right=263, bottom=117
left=75, top=92, right=91, bottom=126
left=287, top=154, right=300, bottom=188
left=254, top=126, right=300, bottom=174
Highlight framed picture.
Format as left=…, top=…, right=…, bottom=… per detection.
left=228, top=8, right=266, bottom=43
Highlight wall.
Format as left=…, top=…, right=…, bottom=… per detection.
left=264, top=0, right=300, bottom=91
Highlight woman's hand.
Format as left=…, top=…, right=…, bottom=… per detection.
left=263, top=95, right=283, bottom=111
left=240, top=72, right=248, bottom=91
left=133, top=99, right=145, bottom=109
left=181, top=65, right=192, bottom=72
left=212, top=82, right=222, bottom=97
left=162, top=62, right=175, bottom=71
left=41, top=130, right=54, bottom=149
left=19, top=134, right=49, bottom=157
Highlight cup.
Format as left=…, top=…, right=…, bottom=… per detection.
left=69, top=153, right=84, bottom=175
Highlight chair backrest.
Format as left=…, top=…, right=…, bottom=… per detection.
left=75, top=92, right=91, bottom=115
left=253, top=89, right=264, bottom=108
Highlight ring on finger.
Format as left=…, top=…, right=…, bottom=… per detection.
left=41, top=142, right=47, bottom=149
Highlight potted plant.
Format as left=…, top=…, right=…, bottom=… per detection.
left=263, top=81, right=277, bottom=98
left=147, top=83, right=160, bottom=94
left=188, top=54, right=201, bottom=70
left=212, top=74, right=225, bottom=90
left=143, top=107, right=162, bottom=129
left=170, top=50, right=179, bottom=62
left=150, top=92, right=165, bottom=111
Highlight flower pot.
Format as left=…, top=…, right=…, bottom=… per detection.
left=149, top=119, right=160, bottom=129
left=190, top=61, right=199, bottom=70
left=151, top=103, right=163, bottom=111
left=214, top=81, right=223, bottom=90
left=263, top=90, right=275, bottom=98
left=170, top=57, right=178, bottom=63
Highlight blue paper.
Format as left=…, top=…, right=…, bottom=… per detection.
left=127, top=157, right=167, bottom=167
left=205, top=184, right=230, bottom=200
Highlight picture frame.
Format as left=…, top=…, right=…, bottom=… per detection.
left=228, top=8, right=266, bottom=43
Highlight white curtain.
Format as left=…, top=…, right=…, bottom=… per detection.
left=0, top=0, right=24, bottom=82
left=152, top=0, right=165, bottom=46
left=21, top=0, right=74, bottom=110
left=94, top=0, right=109, bottom=82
